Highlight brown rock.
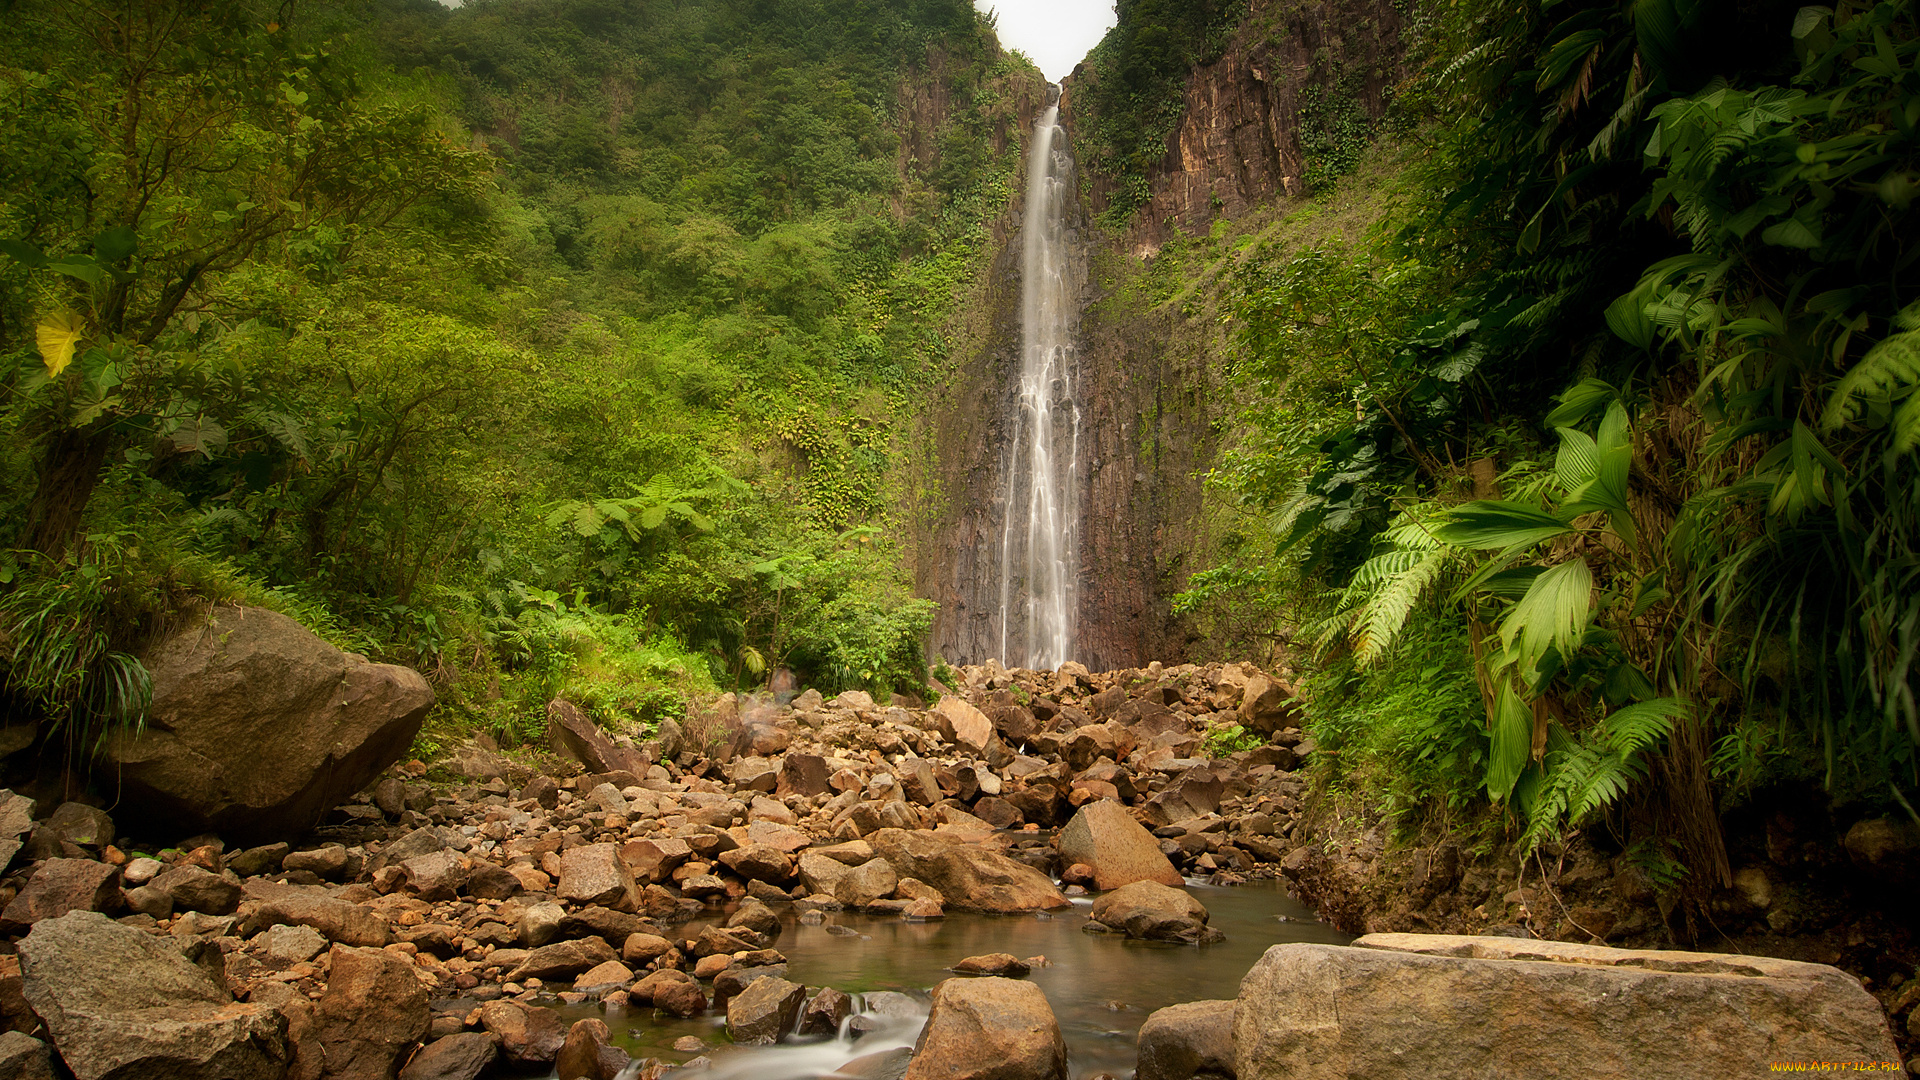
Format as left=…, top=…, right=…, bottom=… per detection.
left=952, top=953, right=1030, bottom=976
left=619, top=837, right=691, bottom=884
left=315, top=945, right=430, bottom=1080
left=478, top=1000, right=567, bottom=1065
left=19, top=910, right=285, bottom=1080
left=245, top=880, right=389, bottom=947
left=1, top=858, right=119, bottom=929
left=719, top=844, right=792, bottom=883
left=399, top=1032, right=496, bottom=1080
left=555, top=1018, right=629, bottom=1080
left=1057, top=799, right=1183, bottom=891
left=868, top=829, right=1068, bottom=913
left=725, top=975, right=807, bottom=1045
left=903, top=976, right=1067, bottom=1080
left=1088, top=880, right=1219, bottom=943
left=558, top=843, right=637, bottom=911
left=547, top=699, right=648, bottom=776
left=622, top=933, right=674, bottom=964
left=507, top=938, right=618, bottom=982
left=1136, top=1000, right=1234, bottom=1080
left=834, top=859, right=900, bottom=908
left=104, top=606, right=432, bottom=842
left=1234, top=937, right=1902, bottom=1080
left=934, top=697, right=994, bottom=753
left=800, top=987, right=853, bottom=1037
left=1235, top=673, right=1301, bottom=736
left=776, top=753, right=831, bottom=798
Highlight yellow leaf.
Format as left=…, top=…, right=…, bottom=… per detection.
left=36, top=311, right=84, bottom=377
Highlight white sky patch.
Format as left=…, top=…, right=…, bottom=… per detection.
left=974, top=0, right=1117, bottom=83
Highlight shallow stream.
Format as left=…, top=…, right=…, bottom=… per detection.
left=552, top=879, right=1351, bottom=1079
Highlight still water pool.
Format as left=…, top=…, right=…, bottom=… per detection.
left=552, top=878, right=1350, bottom=1079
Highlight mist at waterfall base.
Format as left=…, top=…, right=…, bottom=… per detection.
left=997, top=101, right=1083, bottom=673
left=554, top=879, right=1348, bottom=1079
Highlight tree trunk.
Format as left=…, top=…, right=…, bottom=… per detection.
left=23, top=428, right=115, bottom=559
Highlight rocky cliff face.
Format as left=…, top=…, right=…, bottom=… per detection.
left=1064, top=0, right=1407, bottom=246
left=915, top=0, right=1406, bottom=669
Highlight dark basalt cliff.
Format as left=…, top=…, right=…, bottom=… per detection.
left=915, top=0, right=1406, bottom=669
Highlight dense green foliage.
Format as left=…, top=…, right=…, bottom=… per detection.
left=0, top=0, right=1039, bottom=749
left=1179, top=0, right=1920, bottom=905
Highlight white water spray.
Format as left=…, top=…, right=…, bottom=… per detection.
left=997, top=98, right=1081, bottom=671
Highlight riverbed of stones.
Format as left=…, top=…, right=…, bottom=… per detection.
left=0, top=659, right=1324, bottom=1080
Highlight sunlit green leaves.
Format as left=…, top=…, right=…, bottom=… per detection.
left=1432, top=501, right=1575, bottom=549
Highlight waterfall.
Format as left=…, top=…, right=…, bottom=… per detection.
left=997, top=98, right=1081, bottom=671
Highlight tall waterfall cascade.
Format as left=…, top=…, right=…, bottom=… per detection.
left=997, top=99, right=1082, bottom=671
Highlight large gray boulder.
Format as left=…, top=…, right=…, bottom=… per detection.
left=903, top=976, right=1067, bottom=1080
left=104, top=606, right=432, bottom=842
left=1057, top=799, right=1183, bottom=891
left=18, top=910, right=287, bottom=1080
left=867, top=829, right=1068, bottom=913
left=1233, top=935, right=1901, bottom=1080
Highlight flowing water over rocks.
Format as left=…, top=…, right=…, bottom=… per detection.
left=0, top=658, right=1905, bottom=1079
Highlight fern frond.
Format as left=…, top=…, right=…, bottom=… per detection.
left=1824, top=330, right=1920, bottom=428
left=1601, top=697, right=1688, bottom=755
left=1353, top=545, right=1451, bottom=666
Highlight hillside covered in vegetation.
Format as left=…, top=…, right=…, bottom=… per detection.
left=0, top=0, right=1041, bottom=755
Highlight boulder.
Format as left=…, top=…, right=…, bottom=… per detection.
left=1057, top=799, right=1183, bottom=891
left=281, top=845, right=349, bottom=880
left=43, top=802, right=113, bottom=848
left=476, top=1000, right=566, bottom=1065
left=0, top=1031, right=53, bottom=1080
left=903, top=976, right=1067, bottom=1080
left=151, top=865, right=242, bottom=916
left=314, top=945, right=429, bottom=1080
left=103, top=606, right=432, bottom=841
left=834, top=859, right=900, bottom=908
left=951, top=953, right=1029, bottom=976
left=18, top=910, right=286, bottom=1080
left=557, top=843, right=637, bottom=911
left=1088, top=880, right=1219, bottom=943
left=867, top=829, right=1068, bottom=913
left=1235, top=673, right=1300, bottom=736
left=933, top=697, right=993, bottom=753
left=399, top=1032, right=496, bottom=1080
left=777, top=753, right=831, bottom=798
left=546, top=699, right=648, bottom=776
left=1, top=858, right=119, bottom=929
left=0, top=790, right=34, bottom=874
left=1137, top=1000, right=1235, bottom=1080
left=799, top=987, right=853, bottom=1037
left=1232, top=936, right=1902, bottom=1080
left=244, top=881, right=388, bottom=947
left=398, top=850, right=469, bottom=902
left=725, top=975, right=807, bottom=1045
left=554, top=1019, right=628, bottom=1080
left=506, top=939, right=618, bottom=982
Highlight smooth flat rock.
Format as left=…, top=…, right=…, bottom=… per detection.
left=1088, top=880, right=1218, bottom=943
left=1233, top=939, right=1901, bottom=1080
left=1056, top=799, right=1183, bottom=891
left=399, top=1031, right=496, bottom=1080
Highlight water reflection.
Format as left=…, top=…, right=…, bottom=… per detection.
left=556, top=878, right=1349, bottom=1079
